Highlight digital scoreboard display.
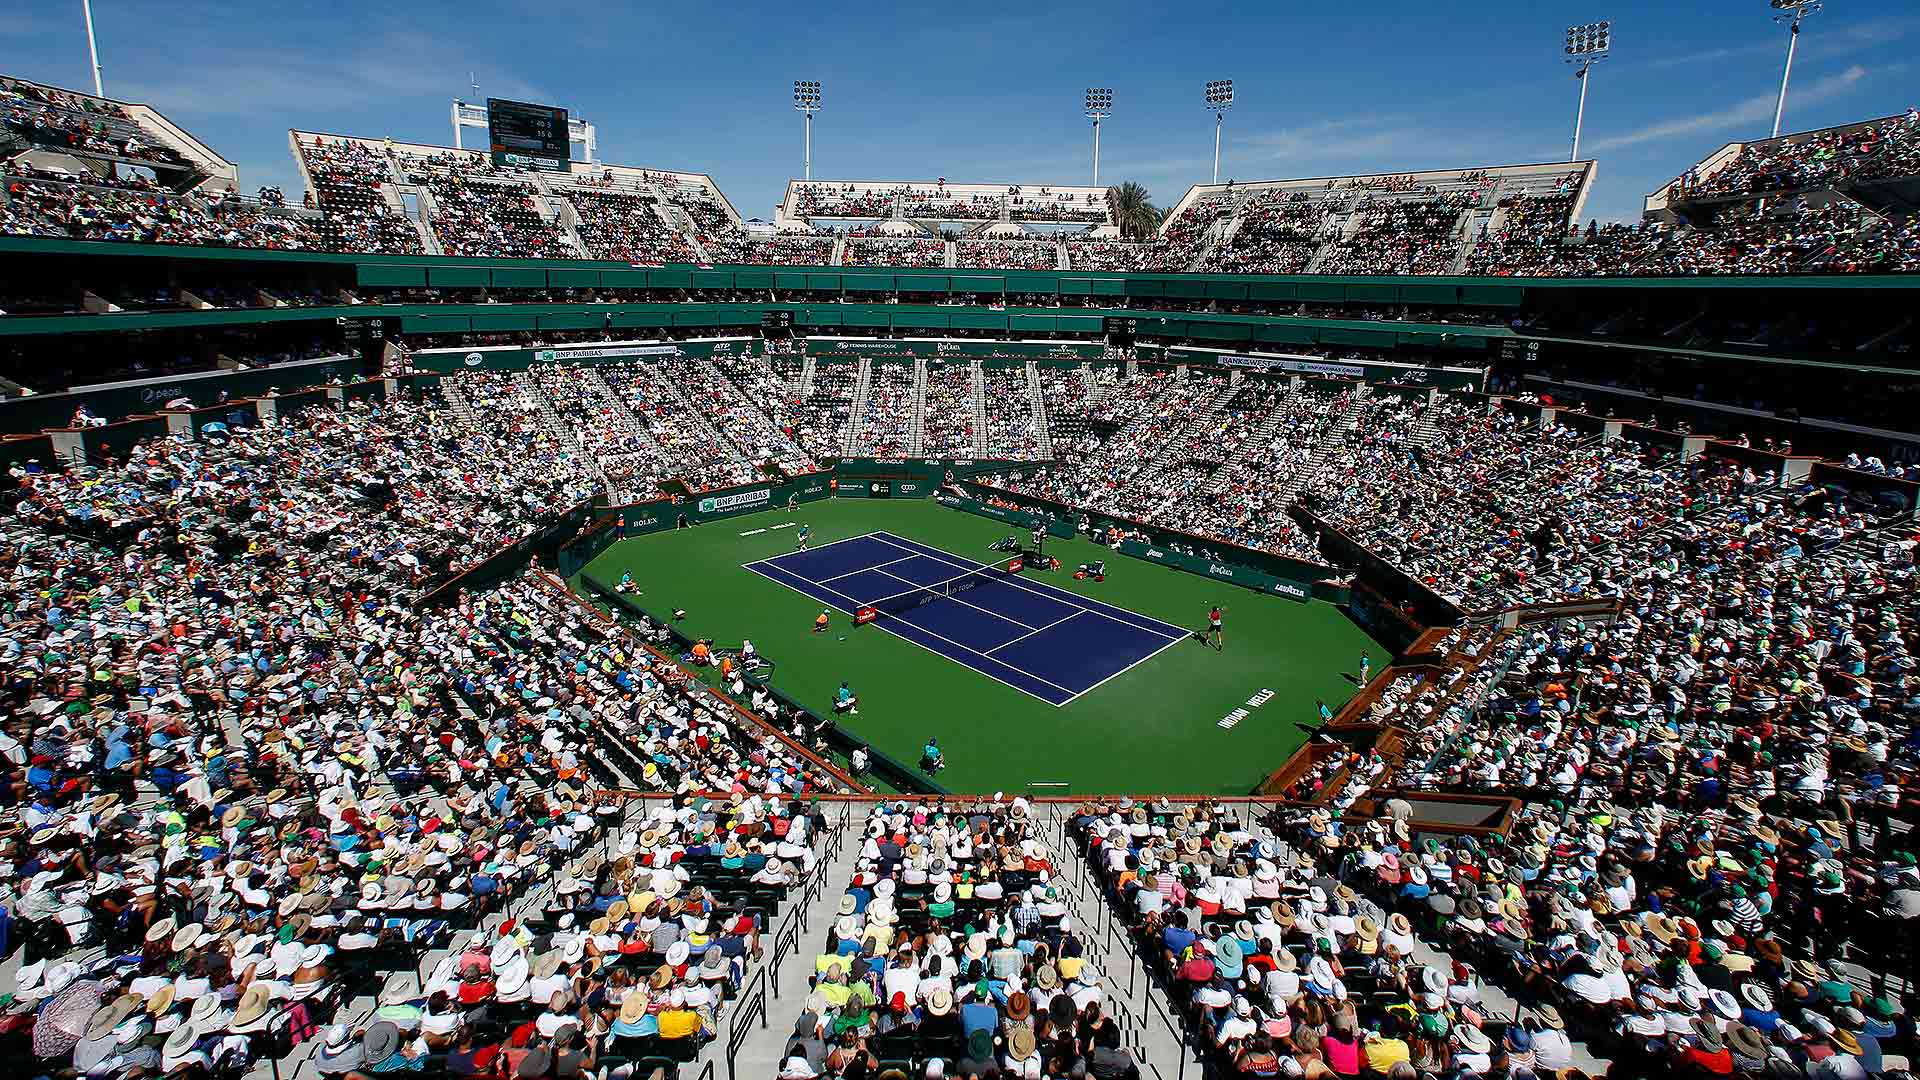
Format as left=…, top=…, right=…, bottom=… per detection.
left=487, top=98, right=569, bottom=168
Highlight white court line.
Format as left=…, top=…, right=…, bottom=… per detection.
left=870, top=567, right=1041, bottom=632
left=817, top=554, right=924, bottom=586
left=742, top=559, right=1078, bottom=705
left=866, top=532, right=1188, bottom=641
left=984, top=610, right=1083, bottom=655
left=745, top=531, right=884, bottom=571
left=1059, top=629, right=1193, bottom=706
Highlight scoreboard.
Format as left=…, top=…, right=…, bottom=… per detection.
left=487, top=99, right=569, bottom=169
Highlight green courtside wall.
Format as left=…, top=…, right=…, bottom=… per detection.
left=606, top=473, right=834, bottom=536
left=948, top=484, right=1344, bottom=602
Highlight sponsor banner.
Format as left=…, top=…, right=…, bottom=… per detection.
left=934, top=493, right=1076, bottom=539
left=1218, top=355, right=1366, bottom=379
left=1115, top=539, right=1316, bottom=603
left=412, top=338, right=758, bottom=373
left=536, top=344, right=685, bottom=362
left=616, top=472, right=832, bottom=536
left=807, top=338, right=1106, bottom=361
left=698, top=487, right=773, bottom=515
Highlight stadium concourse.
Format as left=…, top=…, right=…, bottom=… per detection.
left=3, top=70, right=1920, bottom=1080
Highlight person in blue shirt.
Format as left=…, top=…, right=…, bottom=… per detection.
left=1317, top=700, right=1334, bottom=724
left=797, top=525, right=811, bottom=551
left=1359, top=652, right=1372, bottom=684
left=920, top=737, right=944, bottom=775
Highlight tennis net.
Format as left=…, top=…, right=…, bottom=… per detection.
left=860, top=556, right=1021, bottom=620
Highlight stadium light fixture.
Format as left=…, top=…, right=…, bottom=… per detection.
left=81, top=0, right=104, bottom=96
left=1204, top=79, right=1234, bottom=185
left=1563, top=21, right=1611, bottom=162
left=1768, top=0, right=1822, bottom=138
left=794, top=80, right=823, bottom=181
left=1085, top=88, right=1113, bottom=187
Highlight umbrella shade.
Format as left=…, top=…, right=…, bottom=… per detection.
left=34, top=979, right=106, bottom=1059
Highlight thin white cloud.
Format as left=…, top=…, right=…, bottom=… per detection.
left=1587, top=64, right=1875, bottom=152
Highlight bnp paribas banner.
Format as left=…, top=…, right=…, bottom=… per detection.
left=611, top=472, right=833, bottom=536
left=412, top=337, right=760, bottom=373
left=806, top=338, right=1106, bottom=361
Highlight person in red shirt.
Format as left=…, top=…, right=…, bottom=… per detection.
left=1675, top=1021, right=1734, bottom=1076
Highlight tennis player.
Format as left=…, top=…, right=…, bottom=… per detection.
left=920, top=737, right=945, bottom=775
left=1207, top=604, right=1224, bottom=651
left=1359, top=651, right=1371, bottom=684
left=797, top=524, right=811, bottom=551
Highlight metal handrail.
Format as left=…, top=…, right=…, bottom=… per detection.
left=725, top=966, right=771, bottom=1080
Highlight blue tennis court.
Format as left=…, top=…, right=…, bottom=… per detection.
left=743, top=531, right=1191, bottom=706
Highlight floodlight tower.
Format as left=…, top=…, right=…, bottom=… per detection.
left=1085, top=88, right=1113, bottom=187
left=81, top=0, right=104, bottom=95
left=1564, top=21, right=1611, bottom=162
left=1769, top=0, right=1822, bottom=138
left=1204, top=80, right=1234, bottom=184
left=794, top=81, right=822, bottom=181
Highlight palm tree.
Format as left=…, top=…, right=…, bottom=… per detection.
left=1106, top=181, right=1166, bottom=241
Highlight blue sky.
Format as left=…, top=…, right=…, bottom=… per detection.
left=4, top=1, right=1915, bottom=224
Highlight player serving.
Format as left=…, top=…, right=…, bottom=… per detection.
left=1207, top=604, right=1225, bottom=651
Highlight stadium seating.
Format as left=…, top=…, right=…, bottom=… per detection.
left=843, top=236, right=946, bottom=269
left=955, top=238, right=1061, bottom=271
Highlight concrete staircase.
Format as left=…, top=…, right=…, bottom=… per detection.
left=798, top=357, right=817, bottom=400
left=1025, top=362, right=1056, bottom=459
left=1201, top=382, right=1300, bottom=494
left=1272, top=384, right=1369, bottom=507
left=943, top=240, right=958, bottom=268
left=723, top=812, right=865, bottom=1080
left=830, top=237, right=848, bottom=266
left=700, top=357, right=814, bottom=467
left=513, top=369, right=612, bottom=495
left=842, top=359, right=874, bottom=456
left=1410, top=390, right=1445, bottom=449
left=543, top=192, right=591, bottom=257
left=908, top=358, right=930, bottom=455
left=438, top=376, right=483, bottom=431
left=969, top=360, right=990, bottom=456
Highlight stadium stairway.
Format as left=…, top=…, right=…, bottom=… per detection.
left=1201, top=380, right=1301, bottom=495
left=1272, top=384, right=1370, bottom=507
left=1037, top=804, right=1204, bottom=1079
left=969, top=360, right=989, bottom=456
left=1054, top=238, right=1071, bottom=270
left=1025, top=362, right=1056, bottom=459
left=830, top=237, right=848, bottom=266
left=909, top=358, right=930, bottom=455
left=943, top=241, right=958, bottom=269
left=515, top=369, right=613, bottom=495
left=725, top=814, right=866, bottom=1080
left=797, top=356, right=816, bottom=400
left=842, top=359, right=874, bottom=456
left=1409, top=390, right=1444, bottom=449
